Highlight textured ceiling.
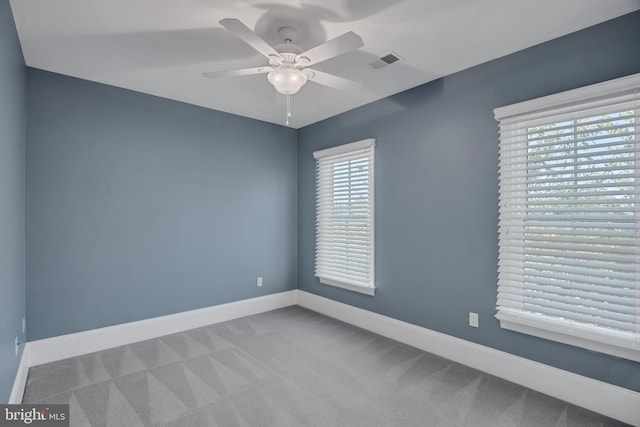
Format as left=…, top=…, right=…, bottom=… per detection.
left=10, top=0, right=640, bottom=128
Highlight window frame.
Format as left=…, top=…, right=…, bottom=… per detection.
left=313, top=138, right=376, bottom=296
left=494, top=73, right=640, bottom=362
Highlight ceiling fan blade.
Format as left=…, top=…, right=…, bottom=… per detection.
left=202, top=66, right=273, bottom=79
left=219, top=18, right=280, bottom=60
left=306, top=69, right=361, bottom=91
left=296, top=31, right=363, bottom=66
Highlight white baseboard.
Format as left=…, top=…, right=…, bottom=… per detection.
left=296, top=290, right=640, bottom=426
left=26, top=290, right=297, bottom=368
left=8, top=344, right=30, bottom=404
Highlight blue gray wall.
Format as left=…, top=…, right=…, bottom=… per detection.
left=0, top=0, right=26, bottom=403
left=297, top=11, right=640, bottom=391
left=26, top=70, right=297, bottom=341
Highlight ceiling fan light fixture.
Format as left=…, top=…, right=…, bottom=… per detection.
left=207, top=18, right=365, bottom=125
left=267, top=67, right=308, bottom=95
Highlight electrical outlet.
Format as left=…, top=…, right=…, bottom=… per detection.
left=15, top=336, right=19, bottom=357
left=257, top=277, right=263, bottom=287
left=469, top=312, right=479, bottom=328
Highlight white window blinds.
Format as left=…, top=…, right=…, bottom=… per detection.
left=314, top=139, right=375, bottom=295
left=495, top=73, right=640, bottom=362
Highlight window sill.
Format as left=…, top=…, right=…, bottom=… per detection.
left=499, top=318, right=640, bottom=363
left=319, top=277, right=376, bottom=296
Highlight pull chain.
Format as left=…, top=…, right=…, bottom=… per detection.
left=286, top=94, right=291, bottom=126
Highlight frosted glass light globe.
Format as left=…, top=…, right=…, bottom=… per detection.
left=268, top=67, right=308, bottom=95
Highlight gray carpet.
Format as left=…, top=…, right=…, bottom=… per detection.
left=22, top=306, right=628, bottom=426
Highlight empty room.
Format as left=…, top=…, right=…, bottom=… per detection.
left=1, top=1, right=639, bottom=426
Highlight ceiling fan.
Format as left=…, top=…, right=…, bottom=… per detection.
left=203, top=19, right=363, bottom=124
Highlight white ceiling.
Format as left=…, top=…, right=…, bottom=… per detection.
left=10, top=0, right=640, bottom=128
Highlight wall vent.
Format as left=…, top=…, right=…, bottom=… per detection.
left=370, top=52, right=403, bottom=70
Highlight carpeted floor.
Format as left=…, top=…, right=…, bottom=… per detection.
left=22, top=306, right=628, bottom=426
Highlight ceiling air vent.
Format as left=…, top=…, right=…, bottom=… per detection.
left=370, top=52, right=403, bottom=70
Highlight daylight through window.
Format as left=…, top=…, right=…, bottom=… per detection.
left=314, top=139, right=375, bottom=295
left=495, top=74, right=640, bottom=361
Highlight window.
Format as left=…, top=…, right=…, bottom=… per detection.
left=495, top=73, right=640, bottom=362
left=314, top=138, right=375, bottom=295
